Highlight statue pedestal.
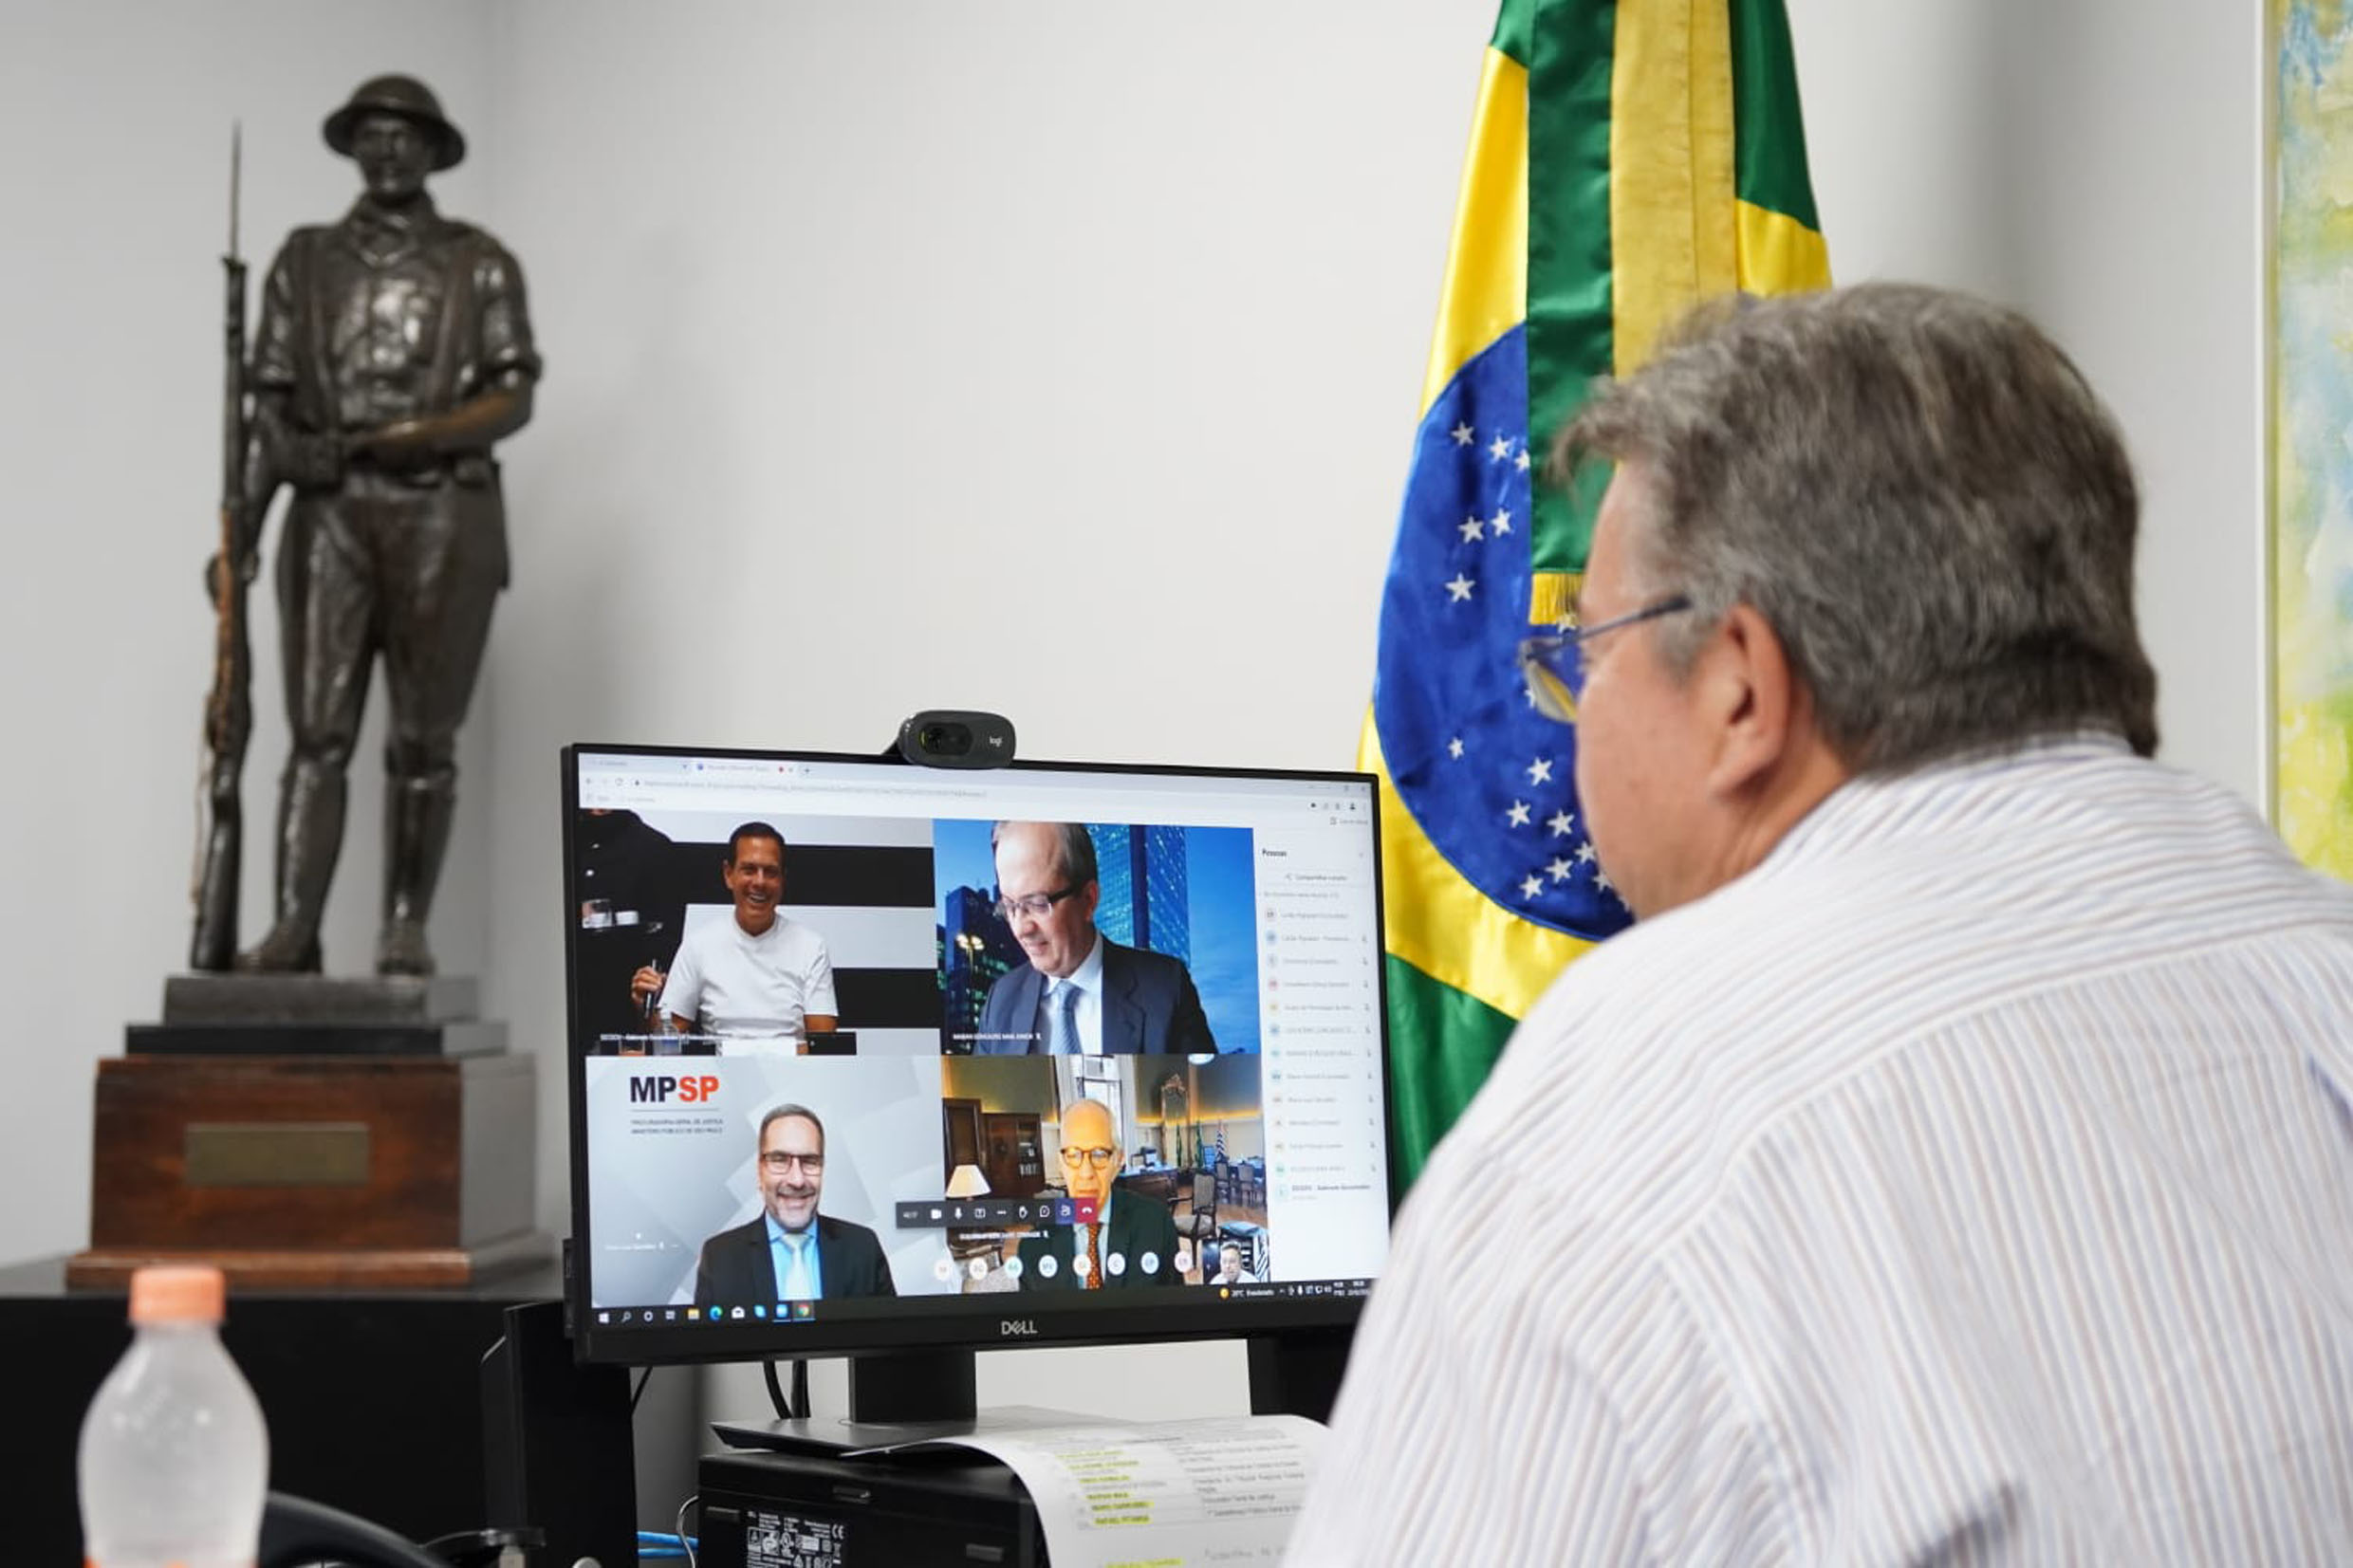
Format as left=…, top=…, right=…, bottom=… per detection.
left=67, top=975, right=545, bottom=1290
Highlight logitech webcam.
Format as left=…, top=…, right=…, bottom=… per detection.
left=892, top=710, right=1016, bottom=769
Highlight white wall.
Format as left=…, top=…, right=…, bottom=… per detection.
left=0, top=0, right=2266, bottom=1447
left=1790, top=0, right=2266, bottom=803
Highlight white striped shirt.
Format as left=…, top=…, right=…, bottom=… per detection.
left=1291, top=738, right=2353, bottom=1565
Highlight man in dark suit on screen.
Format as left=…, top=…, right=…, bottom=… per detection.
left=1016, top=1097, right=1181, bottom=1290
left=974, top=821, right=1215, bottom=1055
left=695, top=1103, right=897, bottom=1308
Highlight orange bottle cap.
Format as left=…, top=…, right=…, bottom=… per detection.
left=128, top=1264, right=227, bottom=1325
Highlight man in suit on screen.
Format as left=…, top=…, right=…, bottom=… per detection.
left=1015, top=1097, right=1181, bottom=1290
left=694, top=1103, right=896, bottom=1307
left=974, top=821, right=1214, bottom=1055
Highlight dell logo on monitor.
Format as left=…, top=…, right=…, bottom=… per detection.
left=1000, top=1319, right=1040, bottom=1337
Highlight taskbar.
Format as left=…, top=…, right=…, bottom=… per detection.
left=590, top=1277, right=1375, bottom=1329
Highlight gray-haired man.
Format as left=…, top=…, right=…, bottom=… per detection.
left=1295, top=284, right=2353, bottom=1564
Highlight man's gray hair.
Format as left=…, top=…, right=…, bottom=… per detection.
left=758, top=1101, right=824, bottom=1153
left=1553, top=282, right=2158, bottom=771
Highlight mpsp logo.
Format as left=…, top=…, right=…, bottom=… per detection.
left=629, top=1074, right=720, bottom=1104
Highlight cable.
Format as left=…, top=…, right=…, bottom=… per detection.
left=763, top=1356, right=788, bottom=1419
left=757, top=1356, right=812, bottom=1420
left=673, top=1494, right=700, bottom=1568
left=631, top=1365, right=652, bottom=1414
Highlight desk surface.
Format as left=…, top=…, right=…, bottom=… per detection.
left=0, top=1251, right=565, bottom=1301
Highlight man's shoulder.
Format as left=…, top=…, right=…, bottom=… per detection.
left=1120, top=1193, right=1178, bottom=1240
left=703, top=1216, right=767, bottom=1252
left=1566, top=744, right=2353, bottom=1021
left=982, top=963, right=1036, bottom=1003
left=1103, top=938, right=1188, bottom=982
left=675, top=916, right=730, bottom=959
left=819, top=1212, right=880, bottom=1245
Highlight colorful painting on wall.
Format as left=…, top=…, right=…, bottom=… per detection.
left=2274, top=0, right=2353, bottom=878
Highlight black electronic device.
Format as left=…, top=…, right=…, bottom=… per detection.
left=560, top=743, right=1394, bottom=1430
left=479, top=1298, right=635, bottom=1565
left=892, top=710, right=1017, bottom=769
left=697, top=1444, right=1044, bottom=1568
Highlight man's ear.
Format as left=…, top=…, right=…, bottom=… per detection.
left=1700, top=602, right=1800, bottom=798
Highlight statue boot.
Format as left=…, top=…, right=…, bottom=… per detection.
left=236, top=757, right=344, bottom=972
left=377, top=773, right=455, bottom=977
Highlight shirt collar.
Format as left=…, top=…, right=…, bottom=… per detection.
left=1764, top=730, right=2138, bottom=876
left=1064, top=932, right=1107, bottom=994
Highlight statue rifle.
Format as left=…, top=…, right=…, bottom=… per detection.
left=190, top=124, right=250, bottom=971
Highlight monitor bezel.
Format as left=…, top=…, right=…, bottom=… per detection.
left=560, top=740, right=1395, bottom=1368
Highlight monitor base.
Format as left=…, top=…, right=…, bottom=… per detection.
left=713, top=1346, right=1087, bottom=1457
left=713, top=1403, right=1102, bottom=1459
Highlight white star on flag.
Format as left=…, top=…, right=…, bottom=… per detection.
left=1547, top=857, right=1573, bottom=881
left=1526, top=758, right=1553, bottom=784
left=1458, top=516, right=1485, bottom=543
left=1575, top=841, right=1597, bottom=863
left=1447, top=737, right=1464, bottom=760
left=1445, top=574, right=1474, bottom=602
left=1489, top=435, right=1512, bottom=461
left=1506, top=801, right=1531, bottom=827
left=1594, top=869, right=1616, bottom=896
left=1520, top=874, right=1545, bottom=899
left=1491, top=508, right=1513, bottom=536
left=1547, top=809, right=1574, bottom=837
left=1515, top=449, right=1530, bottom=471
left=1451, top=422, right=1474, bottom=446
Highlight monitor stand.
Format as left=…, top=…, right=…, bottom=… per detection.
left=712, top=1347, right=1091, bottom=1457
left=710, top=1327, right=1355, bottom=1458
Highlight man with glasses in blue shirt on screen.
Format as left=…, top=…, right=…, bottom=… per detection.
left=694, top=1103, right=895, bottom=1308
left=974, top=821, right=1214, bottom=1055
left=1291, top=285, right=2353, bottom=1564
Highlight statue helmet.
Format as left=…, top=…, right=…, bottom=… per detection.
left=323, top=75, right=466, bottom=172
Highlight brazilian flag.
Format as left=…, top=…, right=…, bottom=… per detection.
left=1365, top=0, right=1829, bottom=1190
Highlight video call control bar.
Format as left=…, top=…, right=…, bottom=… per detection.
left=895, top=1197, right=1095, bottom=1228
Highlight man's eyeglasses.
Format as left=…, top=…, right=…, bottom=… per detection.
left=1515, top=596, right=1694, bottom=722
left=996, top=884, right=1081, bottom=922
left=760, top=1152, right=824, bottom=1174
left=1059, top=1146, right=1119, bottom=1170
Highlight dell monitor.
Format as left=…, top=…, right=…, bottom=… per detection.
left=560, top=743, right=1393, bottom=1428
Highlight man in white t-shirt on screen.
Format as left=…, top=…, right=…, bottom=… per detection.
left=632, top=821, right=837, bottom=1047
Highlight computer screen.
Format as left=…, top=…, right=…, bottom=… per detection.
left=561, top=744, right=1393, bottom=1371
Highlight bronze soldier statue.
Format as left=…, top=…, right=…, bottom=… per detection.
left=227, top=75, right=540, bottom=976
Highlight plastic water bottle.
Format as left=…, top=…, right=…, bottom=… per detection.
left=78, top=1264, right=269, bottom=1568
